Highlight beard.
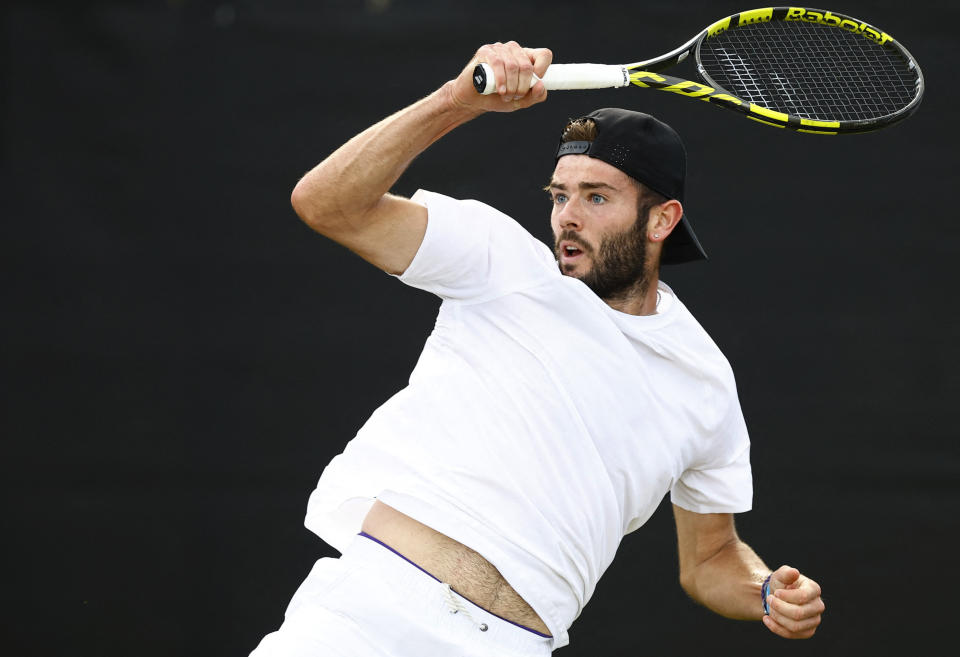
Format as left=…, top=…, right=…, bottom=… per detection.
left=554, top=205, right=655, bottom=302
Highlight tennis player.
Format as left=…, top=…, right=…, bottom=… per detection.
left=251, top=41, right=825, bottom=656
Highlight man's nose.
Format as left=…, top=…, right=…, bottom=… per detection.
left=557, top=201, right=582, bottom=230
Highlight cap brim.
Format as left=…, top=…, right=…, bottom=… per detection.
left=660, top=213, right=708, bottom=265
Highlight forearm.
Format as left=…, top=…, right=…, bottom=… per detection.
left=680, top=538, right=769, bottom=620
left=290, top=81, right=480, bottom=232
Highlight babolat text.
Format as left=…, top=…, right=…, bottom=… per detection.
left=785, top=7, right=893, bottom=45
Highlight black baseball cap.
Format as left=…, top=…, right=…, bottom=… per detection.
left=555, top=108, right=707, bottom=265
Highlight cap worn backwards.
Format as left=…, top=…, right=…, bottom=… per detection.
left=555, top=108, right=708, bottom=265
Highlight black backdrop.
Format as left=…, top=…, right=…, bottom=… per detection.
left=3, top=1, right=958, bottom=655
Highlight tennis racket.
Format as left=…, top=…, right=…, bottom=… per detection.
left=473, top=7, right=924, bottom=134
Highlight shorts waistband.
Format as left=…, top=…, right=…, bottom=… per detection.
left=358, top=532, right=552, bottom=638
left=341, top=532, right=554, bottom=655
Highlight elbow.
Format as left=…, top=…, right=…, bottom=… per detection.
left=290, top=178, right=314, bottom=224
left=290, top=177, right=335, bottom=234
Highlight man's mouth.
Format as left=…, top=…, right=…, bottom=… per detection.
left=558, top=240, right=588, bottom=264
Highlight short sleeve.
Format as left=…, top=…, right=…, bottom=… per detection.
left=671, top=409, right=753, bottom=514
left=396, top=189, right=556, bottom=301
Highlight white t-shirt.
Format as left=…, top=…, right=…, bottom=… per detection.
left=304, top=190, right=752, bottom=649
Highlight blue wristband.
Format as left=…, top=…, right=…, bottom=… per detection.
left=760, top=573, right=773, bottom=615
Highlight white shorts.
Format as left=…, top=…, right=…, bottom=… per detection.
left=250, top=533, right=554, bottom=657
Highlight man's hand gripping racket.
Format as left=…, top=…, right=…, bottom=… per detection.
left=453, top=42, right=552, bottom=113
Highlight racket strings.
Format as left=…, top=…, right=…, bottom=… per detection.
left=698, top=22, right=919, bottom=122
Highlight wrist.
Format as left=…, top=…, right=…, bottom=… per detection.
left=760, top=573, right=773, bottom=615
left=440, top=79, right=486, bottom=119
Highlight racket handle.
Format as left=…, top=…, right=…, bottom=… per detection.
left=472, top=63, right=630, bottom=95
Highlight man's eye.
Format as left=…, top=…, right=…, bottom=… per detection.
left=553, top=194, right=567, bottom=204
left=590, top=194, right=605, bottom=204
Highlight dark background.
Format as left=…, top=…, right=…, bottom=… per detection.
left=3, top=1, right=958, bottom=655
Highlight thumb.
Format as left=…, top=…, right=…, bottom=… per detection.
left=772, top=565, right=801, bottom=589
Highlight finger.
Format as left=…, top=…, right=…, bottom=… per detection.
left=492, top=44, right=511, bottom=98
left=769, top=592, right=826, bottom=622
left=474, top=43, right=506, bottom=96
left=492, top=43, right=514, bottom=98
left=525, top=47, right=553, bottom=78
left=772, top=565, right=801, bottom=589
left=530, top=80, right=548, bottom=103
left=498, top=41, right=522, bottom=99
left=767, top=603, right=823, bottom=636
left=774, top=579, right=822, bottom=604
left=762, top=613, right=819, bottom=639
left=509, top=42, right=535, bottom=99
left=513, top=81, right=548, bottom=109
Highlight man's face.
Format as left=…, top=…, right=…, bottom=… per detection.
left=548, top=155, right=651, bottom=300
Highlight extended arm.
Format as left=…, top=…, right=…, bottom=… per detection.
left=673, top=504, right=824, bottom=639
left=290, top=43, right=552, bottom=274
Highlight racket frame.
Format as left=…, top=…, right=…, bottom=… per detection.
left=472, top=6, right=924, bottom=135
left=682, top=6, right=925, bottom=134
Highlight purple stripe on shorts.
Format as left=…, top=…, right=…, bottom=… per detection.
left=357, top=532, right=552, bottom=638
left=358, top=531, right=443, bottom=582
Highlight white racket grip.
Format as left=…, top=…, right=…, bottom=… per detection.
left=474, top=62, right=629, bottom=95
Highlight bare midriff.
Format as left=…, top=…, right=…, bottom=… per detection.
left=360, top=500, right=551, bottom=636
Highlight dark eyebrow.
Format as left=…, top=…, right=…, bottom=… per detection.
left=579, top=181, right=619, bottom=192
left=544, top=180, right=621, bottom=192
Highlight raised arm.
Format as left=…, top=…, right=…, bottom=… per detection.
left=290, top=42, right=552, bottom=275
left=672, top=504, right=825, bottom=639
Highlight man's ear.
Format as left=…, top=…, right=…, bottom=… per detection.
left=647, top=199, right=683, bottom=244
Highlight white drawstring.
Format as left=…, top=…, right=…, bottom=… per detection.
left=441, top=583, right=488, bottom=632
left=442, top=583, right=469, bottom=617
